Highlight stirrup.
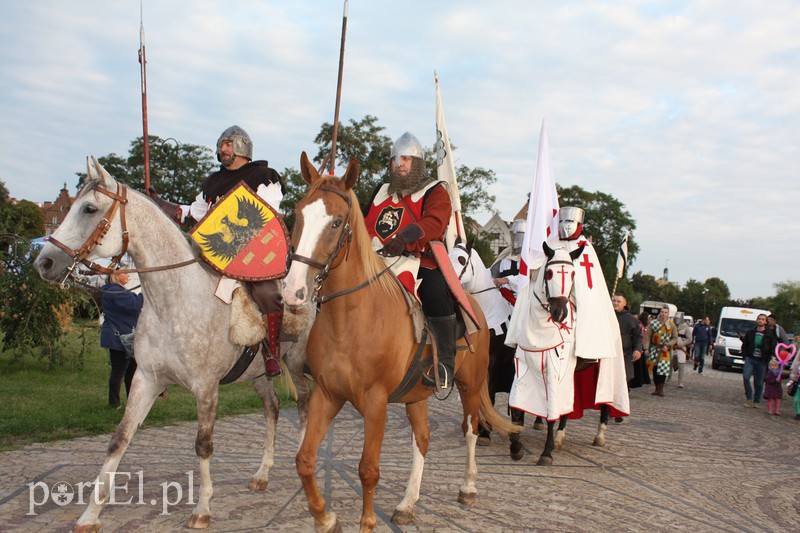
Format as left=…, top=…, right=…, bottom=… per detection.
left=422, top=363, right=451, bottom=389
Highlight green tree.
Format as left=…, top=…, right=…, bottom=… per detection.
left=312, top=115, right=393, bottom=206
left=0, top=179, right=9, bottom=201
left=0, top=238, right=92, bottom=367
left=76, top=136, right=217, bottom=205
left=0, top=200, right=45, bottom=250
left=557, top=185, right=637, bottom=290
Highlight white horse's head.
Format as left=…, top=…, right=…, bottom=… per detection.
left=34, top=157, right=126, bottom=285
left=542, top=241, right=585, bottom=323
left=449, top=244, right=479, bottom=291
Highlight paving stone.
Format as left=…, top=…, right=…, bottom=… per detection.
left=1, top=368, right=799, bottom=531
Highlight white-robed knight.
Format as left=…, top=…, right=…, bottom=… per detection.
left=506, top=207, right=630, bottom=421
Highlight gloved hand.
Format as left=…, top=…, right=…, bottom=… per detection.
left=378, top=236, right=405, bottom=257
left=148, top=187, right=182, bottom=223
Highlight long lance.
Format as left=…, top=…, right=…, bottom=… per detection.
left=328, top=0, right=349, bottom=175
left=139, top=2, right=151, bottom=191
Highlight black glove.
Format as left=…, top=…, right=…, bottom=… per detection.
left=378, top=236, right=406, bottom=257
left=397, top=223, right=424, bottom=244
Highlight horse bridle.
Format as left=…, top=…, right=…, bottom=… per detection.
left=47, top=181, right=199, bottom=289
left=287, top=185, right=353, bottom=300
left=533, top=257, right=575, bottom=312
left=47, top=182, right=130, bottom=288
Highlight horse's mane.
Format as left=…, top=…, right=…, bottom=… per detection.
left=346, top=189, right=399, bottom=299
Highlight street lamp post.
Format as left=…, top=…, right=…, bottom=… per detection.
left=158, top=137, right=180, bottom=188
left=703, top=288, right=708, bottom=317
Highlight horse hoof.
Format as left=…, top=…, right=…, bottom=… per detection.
left=248, top=477, right=269, bottom=491
left=537, top=455, right=553, bottom=466
left=510, top=442, right=525, bottom=461
left=593, top=437, right=606, bottom=447
left=533, top=421, right=544, bottom=430
left=74, top=523, right=101, bottom=533
left=458, top=490, right=477, bottom=506
left=187, top=514, right=211, bottom=529
left=391, top=509, right=415, bottom=525
left=477, top=436, right=491, bottom=447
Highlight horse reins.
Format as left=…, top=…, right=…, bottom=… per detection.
left=47, top=181, right=199, bottom=289
left=288, top=184, right=400, bottom=304
left=288, top=185, right=354, bottom=300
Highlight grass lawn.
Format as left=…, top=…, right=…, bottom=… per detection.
left=0, top=319, right=296, bottom=452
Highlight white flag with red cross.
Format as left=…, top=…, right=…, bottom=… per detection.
left=518, top=120, right=560, bottom=284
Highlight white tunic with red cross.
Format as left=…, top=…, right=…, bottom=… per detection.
left=544, top=234, right=630, bottom=416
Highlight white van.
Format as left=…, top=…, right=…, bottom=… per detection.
left=711, top=306, right=770, bottom=370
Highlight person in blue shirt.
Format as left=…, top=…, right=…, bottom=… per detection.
left=100, top=270, right=144, bottom=408
left=692, top=316, right=713, bottom=374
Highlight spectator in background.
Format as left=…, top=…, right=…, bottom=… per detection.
left=692, top=316, right=713, bottom=374
left=633, top=311, right=653, bottom=387
left=766, top=313, right=790, bottom=344
left=100, top=269, right=144, bottom=409
left=740, top=313, right=777, bottom=408
left=789, top=334, right=800, bottom=420
left=763, top=358, right=784, bottom=415
left=673, top=312, right=693, bottom=388
left=612, top=294, right=643, bottom=389
left=643, top=307, right=676, bottom=397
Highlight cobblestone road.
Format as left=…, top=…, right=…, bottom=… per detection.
left=2, top=363, right=799, bottom=532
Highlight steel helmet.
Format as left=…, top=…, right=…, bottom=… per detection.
left=216, top=125, right=253, bottom=162
left=390, top=132, right=424, bottom=167
left=558, top=206, right=585, bottom=239
left=510, top=219, right=526, bottom=254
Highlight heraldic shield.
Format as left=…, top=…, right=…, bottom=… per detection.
left=190, top=182, right=289, bottom=281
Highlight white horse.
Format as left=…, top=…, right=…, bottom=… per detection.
left=448, top=244, right=527, bottom=456
left=34, top=158, right=313, bottom=531
left=508, top=241, right=619, bottom=465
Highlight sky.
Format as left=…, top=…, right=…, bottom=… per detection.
left=1, top=0, right=798, bottom=301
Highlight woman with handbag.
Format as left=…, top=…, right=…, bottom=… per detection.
left=643, top=307, right=677, bottom=397
left=100, top=269, right=144, bottom=409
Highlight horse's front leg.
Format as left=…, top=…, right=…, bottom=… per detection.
left=249, top=375, right=279, bottom=491
left=358, top=398, right=388, bottom=533
left=509, top=408, right=525, bottom=461
left=392, top=400, right=429, bottom=525
left=593, top=404, right=609, bottom=447
left=75, top=374, right=162, bottom=533
left=187, top=386, right=219, bottom=529
left=537, top=420, right=557, bottom=466
left=553, top=415, right=568, bottom=450
left=297, top=389, right=344, bottom=533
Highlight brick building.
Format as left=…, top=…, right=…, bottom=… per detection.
left=41, top=183, right=74, bottom=235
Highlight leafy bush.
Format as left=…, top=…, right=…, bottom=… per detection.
left=0, top=239, right=95, bottom=368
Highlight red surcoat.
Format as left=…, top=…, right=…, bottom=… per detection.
left=364, top=181, right=451, bottom=269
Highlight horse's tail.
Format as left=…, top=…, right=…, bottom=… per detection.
left=478, top=378, right=522, bottom=435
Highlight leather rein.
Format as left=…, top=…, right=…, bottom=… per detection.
left=287, top=185, right=392, bottom=304
left=47, top=182, right=199, bottom=289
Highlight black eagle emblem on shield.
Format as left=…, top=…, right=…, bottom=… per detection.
left=375, top=206, right=403, bottom=240
left=197, top=196, right=268, bottom=262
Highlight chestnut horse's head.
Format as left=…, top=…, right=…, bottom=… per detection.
left=282, top=152, right=359, bottom=306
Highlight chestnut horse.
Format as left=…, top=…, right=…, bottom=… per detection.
left=282, top=152, right=519, bottom=532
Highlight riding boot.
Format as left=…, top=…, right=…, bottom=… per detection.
left=249, top=280, right=283, bottom=378
left=147, top=188, right=183, bottom=223
left=261, top=310, right=283, bottom=377
left=422, top=314, right=457, bottom=389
